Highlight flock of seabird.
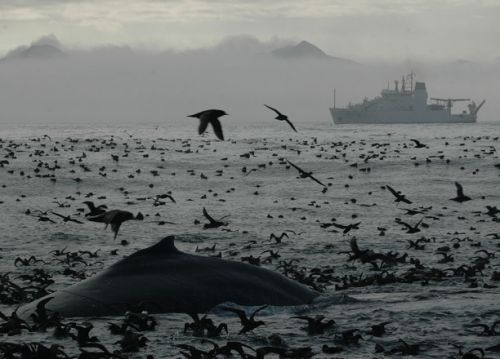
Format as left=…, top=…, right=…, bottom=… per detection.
left=0, top=106, right=499, bottom=358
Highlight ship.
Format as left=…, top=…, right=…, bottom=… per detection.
left=330, top=73, right=485, bottom=124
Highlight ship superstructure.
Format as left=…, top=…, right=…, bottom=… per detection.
left=330, top=73, right=485, bottom=124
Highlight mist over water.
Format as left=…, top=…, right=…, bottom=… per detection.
left=0, top=36, right=498, bottom=127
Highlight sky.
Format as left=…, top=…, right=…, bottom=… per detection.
left=1, top=0, right=500, bottom=62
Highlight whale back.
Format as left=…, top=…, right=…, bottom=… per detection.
left=18, top=236, right=318, bottom=317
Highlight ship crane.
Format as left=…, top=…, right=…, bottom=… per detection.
left=430, top=98, right=470, bottom=114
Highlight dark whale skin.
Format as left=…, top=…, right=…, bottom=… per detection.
left=18, top=236, right=318, bottom=317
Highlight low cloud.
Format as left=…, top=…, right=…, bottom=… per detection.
left=0, top=35, right=497, bottom=127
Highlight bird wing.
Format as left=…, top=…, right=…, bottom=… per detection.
left=285, top=119, right=298, bottom=132
left=250, top=305, right=268, bottom=320
left=202, top=207, right=216, bottom=224
left=286, top=160, right=305, bottom=174
left=209, top=118, right=225, bottom=141
left=187, top=110, right=208, bottom=118
left=264, top=104, right=282, bottom=116
left=350, top=237, right=360, bottom=253
left=198, top=117, right=210, bottom=135
left=50, top=212, right=67, bottom=220
left=386, top=185, right=398, bottom=198
left=86, top=211, right=107, bottom=223
left=166, top=194, right=176, bottom=203
left=455, top=182, right=464, bottom=197
left=309, top=175, right=326, bottom=187
left=111, top=222, right=121, bottom=239
left=395, top=219, right=412, bottom=230
left=83, top=201, right=96, bottom=211
left=221, top=306, right=247, bottom=323
left=69, top=218, right=84, bottom=224
left=330, top=222, right=347, bottom=230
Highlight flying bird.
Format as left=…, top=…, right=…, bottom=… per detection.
left=395, top=218, right=423, bottom=234
left=87, top=209, right=144, bottom=239
left=386, top=185, right=412, bottom=205
left=187, top=109, right=227, bottom=140
left=330, top=221, right=361, bottom=235
left=51, top=212, right=84, bottom=224
left=264, top=104, right=297, bottom=132
left=286, top=159, right=326, bottom=187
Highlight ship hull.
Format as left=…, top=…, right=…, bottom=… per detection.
left=330, top=108, right=477, bottom=124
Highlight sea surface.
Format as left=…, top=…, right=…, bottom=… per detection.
left=0, top=121, right=499, bottom=358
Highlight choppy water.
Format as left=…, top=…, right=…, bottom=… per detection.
left=0, top=121, right=499, bottom=358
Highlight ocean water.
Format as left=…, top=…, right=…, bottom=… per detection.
left=0, top=121, right=499, bottom=358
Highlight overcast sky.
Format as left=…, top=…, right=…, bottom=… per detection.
left=1, top=0, right=499, bottom=62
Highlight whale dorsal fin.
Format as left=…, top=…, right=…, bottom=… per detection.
left=108, top=236, right=182, bottom=270
left=123, top=236, right=180, bottom=262
left=150, top=236, right=179, bottom=254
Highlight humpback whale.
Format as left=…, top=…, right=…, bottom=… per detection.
left=19, top=236, right=318, bottom=318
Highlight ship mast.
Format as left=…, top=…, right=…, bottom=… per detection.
left=401, top=72, right=415, bottom=93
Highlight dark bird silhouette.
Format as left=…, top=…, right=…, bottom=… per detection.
left=36, top=215, right=56, bottom=224
left=292, top=315, right=335, bottom=335
left=87, top=209, right=144, bottom=239
left=221, top=305, right=267, bottom=334
left=330, top=221, right=361, bottom=235
left=187, top=109, right=227, bottom=140
left=202, top=207, right=227, bottom=229
left=264, top=104, right=297, bottom=132
left=83, top=201, right=108, bottom=217
left=153, top=193, right=176, bottom=205
left=410, top=139, right=427, bottom=148
left=286, top=159, right=326, bottom=187
left=30, top=296, right=55, bottom=325
left=50, top=212, right=84, bottom=224
left=368, top=321, right=391, bottom=337
left=269, top=232, right=289, bottom=243
left=451, top=182, right=471, bottom=203
left=386, top=185, right=412, bottom=204
left=395, top=218, right=423, bottom=234
left=485, top=206, right=499, bottom=217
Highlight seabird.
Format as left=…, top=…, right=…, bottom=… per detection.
left=187, top=109, right=227, bottom=140
left=264, top=104, right=297, bottom=132
left=386, top=185, right=412, bottom=205
left=450, top=182, right=471, bottom=203
left=87, top=209, right=144, bottom=239
left=221, top=305, right=267, bottom=334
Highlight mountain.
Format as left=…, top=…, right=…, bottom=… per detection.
left=1, top=35, right=66, bottom=62
left=272, top=40, right=356, bottom=64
